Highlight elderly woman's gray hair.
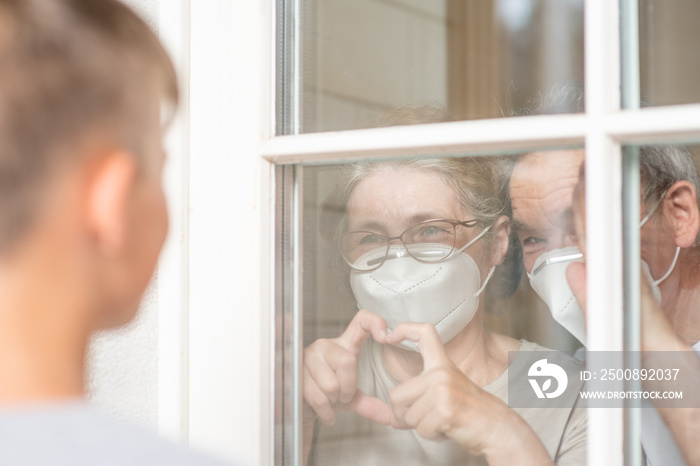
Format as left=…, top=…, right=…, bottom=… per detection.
left=336, top=157, right=506, bottom=240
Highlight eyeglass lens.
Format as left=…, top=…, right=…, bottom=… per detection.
left=339, top=220, right=463, bottom=270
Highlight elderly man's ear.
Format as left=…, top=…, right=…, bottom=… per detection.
left=663, top=180, right=700, bottom=248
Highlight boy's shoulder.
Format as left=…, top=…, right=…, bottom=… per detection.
left=0, top=402, right=232, bottom=466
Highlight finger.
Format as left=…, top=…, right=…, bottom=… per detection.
left=302, top=365, right=336, bottom=426
left=566, top=261, right=587, bottom=314
left=404, top=384, right=461, bottom=443
left=400, top=389, right=436, bottom=430
left=415, top=410, right=452, bottom=442
left=385, top=322, right=449, bottom=371
left=305, top=347, right=343, bottom=405
left=326, top=347, right=358, bottom=404
left=391, top=384, right=455, bottom=441
left=389, top=370, right=449, bottom=426
left=336, top=309, right=388, bottom=354
left=346, top=391, right=394, bottom=426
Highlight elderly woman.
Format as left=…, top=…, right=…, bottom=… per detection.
left=303, top=157, right=586, bottom=465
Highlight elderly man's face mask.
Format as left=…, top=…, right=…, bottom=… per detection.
left=527, top=196, right=680, bottom=347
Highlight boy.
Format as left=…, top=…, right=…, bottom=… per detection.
left=0, top=0, right=228, bottom=464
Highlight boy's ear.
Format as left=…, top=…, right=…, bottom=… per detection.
left=86, top=151, right=136, bottom=257
left=663, top=180, right=700, bottom=248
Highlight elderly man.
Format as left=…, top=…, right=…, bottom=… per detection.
left=507, top=145, right=700, bottom=465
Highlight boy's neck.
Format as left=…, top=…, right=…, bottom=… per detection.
left=0, top=261, right=92, bottom=404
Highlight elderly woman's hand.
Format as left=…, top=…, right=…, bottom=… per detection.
left=385, top=323, right=554, bottom=466
left=302, top=309, right=394, bottom=427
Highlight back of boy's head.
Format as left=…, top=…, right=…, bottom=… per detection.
left=0, top=0, right=178, bottom=252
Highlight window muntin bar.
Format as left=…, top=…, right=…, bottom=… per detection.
left=263, top=105, right=700, bottom=165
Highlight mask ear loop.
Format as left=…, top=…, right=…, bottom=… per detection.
left=450, top=224, right=494, bottom=296
left=444, top=223, right=495, bottom=296
left=474, top=265, right=496, bottom=297
left=639, top=193, right=681, bottom=286
left=453, top=224, right=492, bottom=255
left=652, top=246, right=681, bottom=286
left=640, top=195, right=664, bottom=228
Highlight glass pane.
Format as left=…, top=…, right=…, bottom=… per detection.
left=639, top=0, right=700, bottom=107
left=286, top=148, right=590, bottom=464
left=297, top=0, right=584, bottom=133
left=622, top=143, right=700, bottom=466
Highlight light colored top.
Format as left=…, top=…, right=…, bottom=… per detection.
left=310, top=340, right=587, bottom=466
left=641, top=340, right=700, bottom=466
left=0, top=401, right=232, bottom=466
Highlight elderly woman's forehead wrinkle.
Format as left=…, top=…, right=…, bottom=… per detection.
left=346, top=169, right=463, bottom=231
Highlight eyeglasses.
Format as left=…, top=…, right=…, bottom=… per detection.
left=336, top=218, right=482, bottom=272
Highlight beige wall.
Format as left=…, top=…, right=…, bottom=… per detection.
left=303, top=0, right=448, bottom=132
left=640, top=0, right=700, bottom=106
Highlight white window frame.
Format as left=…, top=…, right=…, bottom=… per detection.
left=156, top=0, right=276, bottom=464
left=155, top=1, right=700, bottom=465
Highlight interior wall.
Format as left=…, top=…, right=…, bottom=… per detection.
left=303, top=0, right=449, bottom=132
left=640, top=0, right=700, bottom=106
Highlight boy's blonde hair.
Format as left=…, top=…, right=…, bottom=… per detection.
left=0, top=0, right=178, bottom=249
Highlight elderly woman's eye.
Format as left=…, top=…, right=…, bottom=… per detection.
left=358, top=234, right=383, bottom=244
left=423, top=226, right=443, bottom=236
left=411, top=224, right=452, bottom=243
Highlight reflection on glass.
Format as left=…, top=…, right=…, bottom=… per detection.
left=298, top=0, right=584, bottom=133
left=297, top=146, right=589, bottom=464
left=622, top=144, right=700, bottom=466
left=639, top=1, right=700, bottom=106
left=639, top=146, right=700, bottom=464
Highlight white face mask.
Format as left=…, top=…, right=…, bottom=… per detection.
left=527, top=246, right=587, bottom=346
left=349, top=228, right=494, bottom=351
left=528, top=203, right=681, bottom=347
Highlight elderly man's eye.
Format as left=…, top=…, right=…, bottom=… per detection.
left=522, top=236, right=545, bottom=247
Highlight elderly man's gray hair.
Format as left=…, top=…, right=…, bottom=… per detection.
left=640, top=144, right=700, bottom=226
left=516, top=82, right=700, bottom=220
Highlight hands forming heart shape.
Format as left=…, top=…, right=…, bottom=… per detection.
left=302, top=309, right=555, bottom=465
left=303, top=309, right=486, bottom=438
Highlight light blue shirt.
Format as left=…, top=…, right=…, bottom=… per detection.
left=0, top=401, right=232, bottom=466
